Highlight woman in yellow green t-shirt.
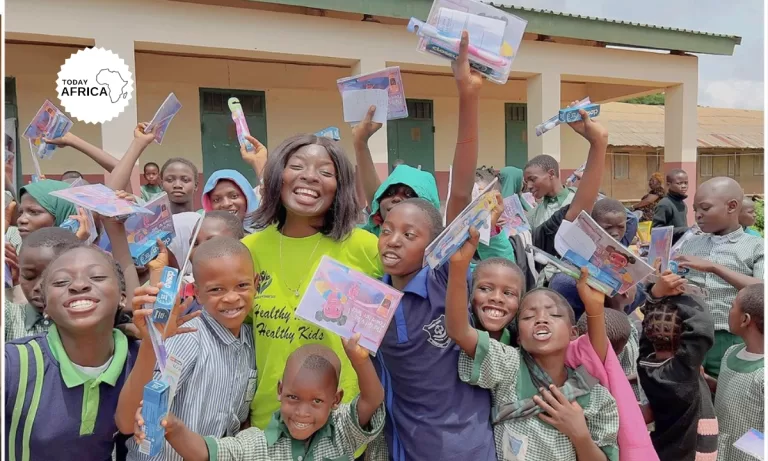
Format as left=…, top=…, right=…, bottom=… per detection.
left=242, top=133, right=383, bottom=430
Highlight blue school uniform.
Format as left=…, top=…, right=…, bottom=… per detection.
left=373, top=263, right=497, bottom=461
left=5, top=327, right=138, bottom=461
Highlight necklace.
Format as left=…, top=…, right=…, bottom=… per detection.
left=279, top=231, right=323, bottom=297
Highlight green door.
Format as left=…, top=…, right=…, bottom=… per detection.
left=199, top=88, right=267, bottom=186
left=5, top=77, right=22, bottom=194
left=504, top=103, right=528, bottom=168
left=387, top=99, right=435, bottom=173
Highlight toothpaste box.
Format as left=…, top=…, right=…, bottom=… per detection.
left=152, top=267, right=179, bottom=324
left=130, top=230, right=173, bottom=267
left=559, top=104, right=601, bottom=123
left=139, top=380, right=170, bottom=457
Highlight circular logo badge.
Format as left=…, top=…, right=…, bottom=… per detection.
left=56, top=48, right=134, bottom=124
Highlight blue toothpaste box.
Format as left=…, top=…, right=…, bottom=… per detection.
left=152, top=267, right=179, bottom=324
left=140, top=379, right=170, bottom=457
left=559, top=104, right=601, bottom=123
left=130, top=230, right=173, bottom=267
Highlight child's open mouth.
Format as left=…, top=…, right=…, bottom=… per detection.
left=64, top=297, right=99, bottom=313
left=381, top=251, right=401, bottom=265
left=219, top=306, right=246, bottom=318
left=533, top=326, right=552, bottom=341
left=482, top=306, right=507, bottom=319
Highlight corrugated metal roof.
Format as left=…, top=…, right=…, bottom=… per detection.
left=599, top=102, right=763, bottom=149
left=484, top=2, right=742, bottom=43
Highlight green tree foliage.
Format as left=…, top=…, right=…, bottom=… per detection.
left=623, top=93, right=666, bottom=105
left=753, top=199, right=764, bottom=236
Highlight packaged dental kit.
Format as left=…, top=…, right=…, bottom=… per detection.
left=407, top=0, right=527, bottom=84
left=536, top=97, right=600, bottom=136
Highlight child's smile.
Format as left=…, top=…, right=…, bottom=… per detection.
left=280, top=145, right=337, bottom=218
left=471, top=264, right=522, bottom=335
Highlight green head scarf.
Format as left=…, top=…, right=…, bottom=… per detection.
left=498, top=166, right=532, bottom=212
left=362, top=165, right=441, bottom=237
left=19, top=179, right=78, bottom=226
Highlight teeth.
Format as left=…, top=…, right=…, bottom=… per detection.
left=221, top=307, right=244, bottom=315
left=68, top=299, right=95, bottom=310
left=295, top=188, right=319, bottom=198
left=293, top=422, right=311, bottom=429
left=483, top=308, right=506, bottom=319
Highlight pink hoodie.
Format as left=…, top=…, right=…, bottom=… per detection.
left=566, top=336, right=659, bottom=461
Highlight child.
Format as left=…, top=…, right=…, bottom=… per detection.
left=61, top=170, right=83, bottom=182
left=141, top=162, right=163, bottom=202
left=739, top=197, right=761, bottom=237
left=4, top=227, right=79, bottom=340
left=675, top=176, right=764, bottom=377
left=714, top=283, right=764, bottom=461
left=638, top=271, right=718, bottom=461
left=13, top=179, right=78, bottom=241
left=523, top=154, right=575, bottom=228
left=445, top=232, right=620, bottom=461
left=116, top=237, right=256, bottom=461
left=133, top=338, right=385, bottom=461
left=652, top=169, right=688, bottom=229
left=5, top=245, right=139, bottom=461
left=353, top=107, right=441, bottom=237
left=470, top=257, right=525, bottom=345
left=160, top=158, right=199, bottom=214
left=201, top=169, right=259, bottom=231
left=189, top=210, right=245, bottom=261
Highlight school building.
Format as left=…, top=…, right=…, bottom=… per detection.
left=4, top=0, right=745, bottom=208
left=600, top=102, right=764, bottom=202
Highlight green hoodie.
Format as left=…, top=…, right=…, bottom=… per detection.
left=19, top=180, right=78, bottom=226
left=362, top=165, right=441, bottom=236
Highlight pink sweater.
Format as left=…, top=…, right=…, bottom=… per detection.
left=566, top=336, right=659, bottom=461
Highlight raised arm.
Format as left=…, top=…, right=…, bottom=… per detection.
left=341, top=333, right=384, bottom=428
left=563, top=109, right=609, bottom=222
left=352, top=107, right=383, bottom=206
left=576, top=267, right=608, bottom=363
left=446, top=31, right=483, bottom=224
left=239, top=134, right=268, bottom=182
left=446, top=228, right=480, bottom=356
left=105, top=123, right=156, bottom=193
left=43, top=132, right=119, bottom=172
left=101, top=218, right=139, bottom=312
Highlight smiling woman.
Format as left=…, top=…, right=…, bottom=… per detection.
left=242, top=133, right=382, bottom=432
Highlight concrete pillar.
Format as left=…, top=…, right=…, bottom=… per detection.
left=526, top=72, right=561, bottom=164
left=94, top=35, right=140, bottom=194
left=664, top=81, right=698, bottom=223
left=351, top=59, right=389, bottom=181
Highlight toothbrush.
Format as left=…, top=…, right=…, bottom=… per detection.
left=407, top=18, right=509, bottom=67
left=227, top=97, right=254, bottom=152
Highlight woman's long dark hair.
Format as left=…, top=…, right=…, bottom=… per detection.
left=252, top=134, right=359, bottom=241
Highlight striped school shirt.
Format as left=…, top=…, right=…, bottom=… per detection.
left=125, top=309, right=257, bottom=461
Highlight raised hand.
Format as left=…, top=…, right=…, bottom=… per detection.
left=5, top=200, right=16, bottom=233
left=565, top=100, right=608, bottom=145
left=146, top=239, right=170, bottom=281
left=131, top=283, right=199, bottom=341
left=341, top=333, right=370, bottom=366
left=69, top=207, right=90, bottom=241
left=240, top=134, right=267, bottom=166
left=576, top=267, right=605, bottom=316
left=352, top=106, right=383, bottom=146
left=135, top=122, right=157, bottom=146
left=452, top=30, right=483, bottom=97
left=42, top=132, right=76, bottom=148
left=450, top=227, right=480, bottom=267
left=489, top=191, right=504, bottom=230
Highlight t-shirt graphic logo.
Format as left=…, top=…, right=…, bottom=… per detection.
left=256, top=271, right=272, bottom=294
left=423, top=314, right=451, bottom=348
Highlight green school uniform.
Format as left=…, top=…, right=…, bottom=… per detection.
left=459, top=330, right=620, bottom=461
left=203, top=397, right=385, bottom=461
left=714, top=344, right=764, bottom=461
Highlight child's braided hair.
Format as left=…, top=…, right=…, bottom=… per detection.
left=643, top=300, right=683, bottom=353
